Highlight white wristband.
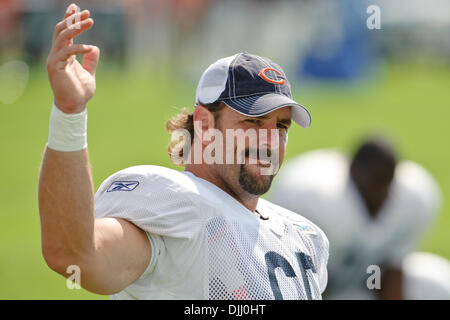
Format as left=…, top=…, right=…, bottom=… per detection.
left=47, top=103, right=88, bottom=152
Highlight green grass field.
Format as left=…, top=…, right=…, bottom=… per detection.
left=0, top=61, right=449, bottom=299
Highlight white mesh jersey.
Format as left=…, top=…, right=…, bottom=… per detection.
left=267, top=149, right=442, bottom=299
left=94, top=165, right=329, bottom=300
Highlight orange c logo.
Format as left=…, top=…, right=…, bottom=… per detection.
left=259, top=67, right=286, bottom=85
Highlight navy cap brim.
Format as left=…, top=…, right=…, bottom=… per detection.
left=222, top=93, right=311, bottom=128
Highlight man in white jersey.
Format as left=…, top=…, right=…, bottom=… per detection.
left=38, top=3, right=329, bottom=299
left=267, top=136, right=446, bottom=299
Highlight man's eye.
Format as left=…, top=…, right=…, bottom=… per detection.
left=245, top=119, right=259, bottom=125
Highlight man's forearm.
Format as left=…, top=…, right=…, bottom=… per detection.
left=38, top=146, right=95, bottom=273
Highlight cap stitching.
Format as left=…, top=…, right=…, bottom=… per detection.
left=230, top=53, right=242, bottom=99
left=228, top=96, right=258, bottom=110
left=225, top=99, right=309, bottom=125
left=227, top=91, right=289, bottom=99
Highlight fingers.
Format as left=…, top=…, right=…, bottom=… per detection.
left=48, top=44, right=98, bottom=72
left=48, top=4, right=99, bottom=74
left=53, top=9, right=91, bottom=42
left=53, top=17, right=94, bottom=52
left=53, top=3, right=83, bottom=42
left=52, top=3, right=93, bottom=50
left=82, top=46, right=100, bottom=76
left=56, top=44, right=96, bottom=63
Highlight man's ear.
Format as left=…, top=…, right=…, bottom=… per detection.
left=193, top=105, right=216, bottom=146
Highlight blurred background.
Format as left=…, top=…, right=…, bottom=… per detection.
left=0, top=0, right=449, bottom=299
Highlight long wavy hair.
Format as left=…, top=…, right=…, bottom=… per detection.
left=166, top=101, right=225, bottom=165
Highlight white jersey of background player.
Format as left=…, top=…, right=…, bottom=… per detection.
left=267, top=137, right=448, bottom=299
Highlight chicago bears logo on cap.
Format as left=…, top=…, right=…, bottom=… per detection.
left=258, top=67, right=286, bottom=85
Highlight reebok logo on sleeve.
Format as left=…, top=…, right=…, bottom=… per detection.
left=107, top=181, right=140, bottom=192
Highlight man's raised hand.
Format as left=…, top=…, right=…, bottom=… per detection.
left=46, top=3, right=100, bottom=114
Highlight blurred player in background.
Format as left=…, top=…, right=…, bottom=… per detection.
left=267, top=135, right=450, bottom=299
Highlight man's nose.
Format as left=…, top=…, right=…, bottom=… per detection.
left=257, top=122, right=280, bottom=150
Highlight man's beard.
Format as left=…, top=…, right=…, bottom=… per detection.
left=238, top=163, right=275, bottom=196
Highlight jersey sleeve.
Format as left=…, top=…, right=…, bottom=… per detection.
left=94, top=166, right=203, bottom=236
left=94, top=165, right=205, bottom=278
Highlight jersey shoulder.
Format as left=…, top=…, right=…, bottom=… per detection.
left=94, top=165, right=220, bottom=238
left=259, top=198, right=329, bottom=245
left=260, top=198, right=330, bottom=292
left=94, top=166, right=241, bottom=229
left=271, top=149, right=349, bottom=198
left=95, top=165, right=196, bottom=196
left=95, top=165, right=226, bottom=207
left=267, top=149, right=350, bottom=227
left=395, top=161, right=441, bottom=199
left=393, top=161, right=442, bottom=219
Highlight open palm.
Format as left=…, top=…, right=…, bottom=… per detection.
left=47, top=4, right=99, bottom=114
